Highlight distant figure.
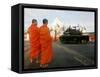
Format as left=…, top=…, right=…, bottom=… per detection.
left=39, top=19, right=53, bottom=68
left=28, top=19, right=40, bottom=63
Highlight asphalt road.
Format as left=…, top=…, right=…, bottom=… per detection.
left=24, top=41, right=94, bottom=69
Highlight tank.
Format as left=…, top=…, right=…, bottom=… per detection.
left=59, top=26, right=89, bottom=44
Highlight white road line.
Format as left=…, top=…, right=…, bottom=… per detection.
left=55, top=43, right=94, bottom=65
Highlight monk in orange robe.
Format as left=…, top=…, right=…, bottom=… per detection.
left=39, top=19, right=53, bottom=68
left=28, top=19, right=40, bottom=63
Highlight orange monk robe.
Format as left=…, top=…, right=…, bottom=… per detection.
left=28, top=24, right=40, bottom=60
left=39, top=25, right=53, bottom=65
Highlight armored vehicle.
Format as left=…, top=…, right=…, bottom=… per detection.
left=59, top=26, right=89, bottom=44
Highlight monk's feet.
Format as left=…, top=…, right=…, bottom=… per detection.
left=40, top=64, right=48, bottom=68
left=30, top=58, right=33, bottom=63
left=36, top=59, right=39, bottom=64
left=30, top=58, right=39, bottom=64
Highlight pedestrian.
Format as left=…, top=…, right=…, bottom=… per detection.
left=39, top=19, right=53, bottom=68
left=28, top=19, right=40, bottom=63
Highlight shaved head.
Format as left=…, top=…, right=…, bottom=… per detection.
left=32, top=19, right=37, bottom=26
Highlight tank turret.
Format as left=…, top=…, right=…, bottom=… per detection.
left=60, top=26, right=89, bottom=44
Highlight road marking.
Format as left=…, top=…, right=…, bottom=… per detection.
left=73, top=56, right=94, bottom=65
left=55, top=43, right=94, bottom=65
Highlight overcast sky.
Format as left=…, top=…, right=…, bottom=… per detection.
left=24, top=8, right=95, bottom=32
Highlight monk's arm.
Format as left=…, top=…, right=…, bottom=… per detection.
left=27, top=30, right=29, bottom=34
left=27, top=28, right=30, bottom=34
